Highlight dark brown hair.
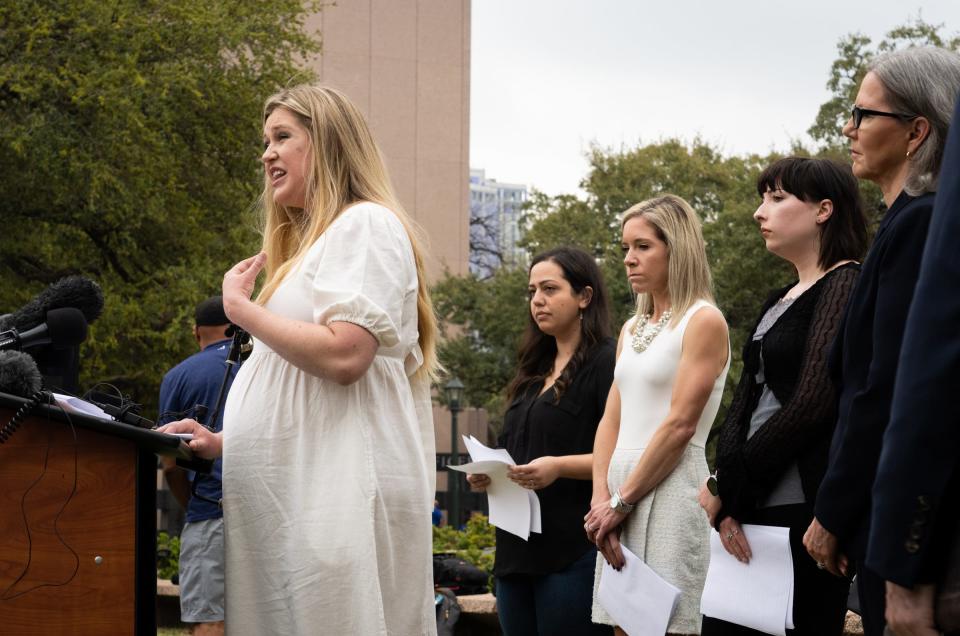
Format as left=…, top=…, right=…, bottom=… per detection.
left=506, top=247, right=611, bottom=403
left=757, top=157, right=868, bottom=268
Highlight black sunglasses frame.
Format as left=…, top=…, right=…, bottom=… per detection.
left=850, top=105, right=917, bottom=129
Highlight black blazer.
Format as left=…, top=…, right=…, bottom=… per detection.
left=867, top=95, right=960, bottom=587
left=815, top=189, right=936, bottom=558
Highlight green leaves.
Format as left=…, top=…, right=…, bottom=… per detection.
left=808, top=16, right=960, bottom=152
left=0, top=0, right=319, bottom=410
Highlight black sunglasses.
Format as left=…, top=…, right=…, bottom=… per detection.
left=850, top=105, right=917, bottom=129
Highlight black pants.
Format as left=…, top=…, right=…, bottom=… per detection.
left=701, top=503, right=851, bottom=636
left=855, top=561, right=887, bottom=636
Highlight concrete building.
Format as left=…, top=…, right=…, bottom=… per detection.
left=304, top=0, right=472, bottom=279
left=469, top=168, right=528, bottom=278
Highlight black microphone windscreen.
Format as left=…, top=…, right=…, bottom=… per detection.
left=43, top=307, right=89, bottom=347
left=10, top=276, right=104, bottom=332
left=0, top=350, right=43, bottom=397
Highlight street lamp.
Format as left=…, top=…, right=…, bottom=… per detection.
left=444, top=377, right=465, bottom=529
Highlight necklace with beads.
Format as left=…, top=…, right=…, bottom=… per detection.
left=631, top=308, right=673, bottom=353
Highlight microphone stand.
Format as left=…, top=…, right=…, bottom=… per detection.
left=181, top=327, right=248, bottom=507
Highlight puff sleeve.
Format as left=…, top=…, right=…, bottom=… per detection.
left=309, top=204, right=416, bottom=348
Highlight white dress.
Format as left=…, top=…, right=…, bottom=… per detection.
left=593, top=300, right=729, bottom=634
left=221, top=202, right=437, bottom=636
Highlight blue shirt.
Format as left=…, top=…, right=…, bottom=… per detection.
left=159, top=339, right=238, bottom=522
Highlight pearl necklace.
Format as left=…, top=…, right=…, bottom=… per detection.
left=631, top=308, right=673, bottom=353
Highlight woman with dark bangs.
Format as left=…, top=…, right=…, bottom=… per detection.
left=467, top=246, right=615, bottom=636
left=698, top=157, right=868, bottom=635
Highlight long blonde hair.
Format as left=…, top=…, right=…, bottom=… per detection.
left=621, top=194, right=714, bottom=331
left=256, top=84, right=438, bottom=377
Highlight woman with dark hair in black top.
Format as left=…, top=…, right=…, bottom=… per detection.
left=698, top=157, right=868, bottom=636
left=467, top=246, right=614, bottom=636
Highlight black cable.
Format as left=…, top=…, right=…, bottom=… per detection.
left=0, top=403, right=80, bottom=600
left=0, top=390, right=49, bottom=444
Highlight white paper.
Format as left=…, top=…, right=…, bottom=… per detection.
left=597, top=545, right=680, bottom=636
left=528, top=490, right=542, bottom=533
left=448, top=435, right=541, bottom=540
left=701, top=524, right=795, bottom=636
left=52, top=393, right=113, bottom=421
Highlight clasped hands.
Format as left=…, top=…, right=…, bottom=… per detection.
left=584, top=497, right=628, bottom=570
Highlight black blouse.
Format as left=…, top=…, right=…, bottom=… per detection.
left=715, top=263, right=860, bottom=526
left=493, top=338, right=616, bottom=577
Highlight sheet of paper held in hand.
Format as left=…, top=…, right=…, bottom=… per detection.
left=446, top=435, right=541, bottom=540
left=597, top=544, right=681, bottom=636
left=701, top=524, right=795, bottom=636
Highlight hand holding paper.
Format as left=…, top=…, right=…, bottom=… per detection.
left=447, top=435, right=542, bottom=540
left=701, top=524, right=795, bottom=636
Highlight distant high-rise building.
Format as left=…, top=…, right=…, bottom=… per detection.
left=469, top=168, right=528, bottom=278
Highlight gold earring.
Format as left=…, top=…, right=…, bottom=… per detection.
left=906, top=150, right=913, bottom=159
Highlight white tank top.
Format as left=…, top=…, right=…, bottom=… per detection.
left=614, top=299, right=730, bottom=450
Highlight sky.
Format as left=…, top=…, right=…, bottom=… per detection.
left=470, top=0, right=960, bottom=196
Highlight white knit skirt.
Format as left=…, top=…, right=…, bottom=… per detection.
left=592, top=445, right=711, bottom=634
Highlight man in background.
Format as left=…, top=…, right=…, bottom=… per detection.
left=160, top=296, right=238, bottom=636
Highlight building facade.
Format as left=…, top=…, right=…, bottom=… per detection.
left=304, top=0, right=471, bottom=278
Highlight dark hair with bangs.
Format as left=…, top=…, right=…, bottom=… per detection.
left=757, top=157, right=868, bottom=268
left=506, top=246, right=611, bottom=403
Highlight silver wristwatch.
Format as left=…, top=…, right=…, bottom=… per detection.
left=609, top=488, right=635, bottom=514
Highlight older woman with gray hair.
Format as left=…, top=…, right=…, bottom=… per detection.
left=803, top=45, right=960, bottom=636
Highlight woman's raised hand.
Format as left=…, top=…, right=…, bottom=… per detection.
left=222, top=252, right=267, bottom=323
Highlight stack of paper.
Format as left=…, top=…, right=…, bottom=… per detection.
left=597, top=545, right=681, bottom=636
left=700, top=524, right=795, bottom=636
left=447, top=435, right=541, bottom=540
left=52, top=393, right=113, bottom=421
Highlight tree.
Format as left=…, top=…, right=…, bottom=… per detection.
left=433, top=17, right=960, bottom=444
left=0, top=1, right=320, bottom=410
left=432, top=139, right=793, bottom=442
left=808, top=16, right=960, bottom=224
left=810, top=16, right=960, bottom=151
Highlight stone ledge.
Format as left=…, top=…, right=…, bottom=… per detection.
left=157, top=578, right=179, bottom=597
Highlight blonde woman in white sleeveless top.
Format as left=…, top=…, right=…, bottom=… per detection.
left=585, top=195, right=730, bottom=635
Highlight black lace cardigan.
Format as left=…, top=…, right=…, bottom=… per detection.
left=714, top=263, right=860, bottom=527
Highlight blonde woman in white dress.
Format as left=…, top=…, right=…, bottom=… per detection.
left=585, top=194, right=730, bottom=635
left=160, top=85, right=439, bottom=636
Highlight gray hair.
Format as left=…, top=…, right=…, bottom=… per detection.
left=869, top=46, right=960, bottom=195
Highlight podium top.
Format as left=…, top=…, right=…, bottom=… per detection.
left=0, top=391, right=193, bottom=459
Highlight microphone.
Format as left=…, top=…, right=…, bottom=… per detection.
left=0, top=276, right=104, bottom=333
left=0, top=307, right=88, bottom=351
left=0, top=351, right=43, bottom=397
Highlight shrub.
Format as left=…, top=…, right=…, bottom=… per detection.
left=156, top=531, right=181, bottom=580
left=433, top=513, right=496, bottom=576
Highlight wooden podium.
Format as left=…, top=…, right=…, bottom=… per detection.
left=0, top=393, right=192, bottom=635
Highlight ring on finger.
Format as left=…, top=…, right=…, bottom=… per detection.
left=726, top=532, right=734, bottom=540
left=817, top=561, right=826, bottom=570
